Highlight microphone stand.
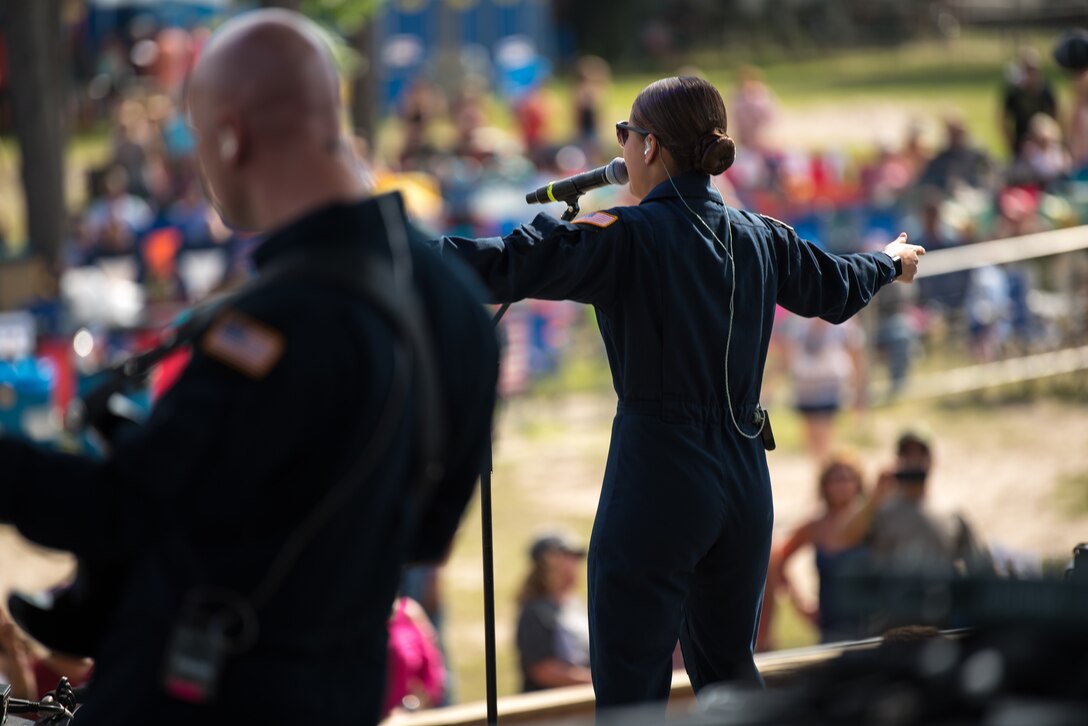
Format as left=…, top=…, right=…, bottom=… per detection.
left=480, top=196, right=581, bottom=725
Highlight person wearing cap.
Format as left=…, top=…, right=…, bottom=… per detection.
left=1002, top=47, right=1059, bottom=159
left=916, top=115, right=994, bottom=193
left=835, top=429, right=991, bottom=586
left=515, top=533, right=592, bottom=693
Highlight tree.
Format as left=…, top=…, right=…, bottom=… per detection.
left=1, top=0, right=66, bottom=286
left=298, top=0, right=385, bottom=145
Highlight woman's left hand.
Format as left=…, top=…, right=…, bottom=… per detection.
left=883, top=233, right=926, bottom=282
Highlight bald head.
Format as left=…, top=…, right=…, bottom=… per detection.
left=192, top=9, right=340, bottom=141
left=188, top=9, right=364, bottom=230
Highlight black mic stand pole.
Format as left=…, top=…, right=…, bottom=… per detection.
left=480, top=196, right=581, bottom=726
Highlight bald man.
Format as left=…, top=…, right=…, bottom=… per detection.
left=0, top=10, right=498, bottom=724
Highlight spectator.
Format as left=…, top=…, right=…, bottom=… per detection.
left=1066, top=64, right=1088, bottom=171
left=573, top=55, right=611, bottom=164
left=836, top=429, right=992, bottom=578
left=860, top=140, right=915, bottom=208
left=399, top=77, right=444, bottom=169
left=1001, top=48, right=1058, bottom=159
left=111, top=99, right=154, bottom=199
left=872, top=276, right=918, bottom=401
left=913, top=193, right=970, bottom=317
left=81, top=165, right=153, bottom=258
left=729, top=65, right=778, bottom=155
left=917, top=116, right=994, bottom=194
left=515, top=533, right=592, bottom=692
left=451, top=76, right=489, bottom=162
left=897, top=120, right=931, bottom=184
left=965, top=262, right=1013, bottom=361
left=778, top=315, right=866, bottom=463
left=514, top=85, right=549, bottom=163
left=399, top=564, right=453, bottom=705
left=163, top=179, right=211, bottom=247
left=770, top=452, right=871, bottom=643
left=1009, top=112, right=1072, bottom=187
left=383, top=596, right=446, bottom=718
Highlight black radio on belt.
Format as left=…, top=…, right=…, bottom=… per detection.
left=753, top=406, right=776, bottom=451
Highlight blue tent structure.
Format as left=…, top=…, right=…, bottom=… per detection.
left=376, top=0, right=556, bottom=109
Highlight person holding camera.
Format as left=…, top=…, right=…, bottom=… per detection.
left=836, top=430, right=991, bottom=577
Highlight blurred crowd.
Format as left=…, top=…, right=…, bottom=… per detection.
left=3, top=12, right=1088, bottom=715
left=12, top=29, right=1085, bottom=404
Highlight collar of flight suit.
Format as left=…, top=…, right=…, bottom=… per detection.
left=639, top=171, right=722, bottom=207
left=252, top=191, right=408, bottom=271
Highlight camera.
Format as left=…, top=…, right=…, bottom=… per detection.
left=1067, top=542, right=1088, bottom=582
left=893, top=468, right=928, bottom=484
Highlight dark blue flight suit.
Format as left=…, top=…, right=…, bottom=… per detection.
left=433, top=171, right=897, bottom=711
left=0, top=194, right=499, bottom=725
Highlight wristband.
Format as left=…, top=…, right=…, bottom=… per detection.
left=891, top=255, right=903, bottom=278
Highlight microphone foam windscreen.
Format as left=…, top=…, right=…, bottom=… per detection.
left=606, top=157, right=629, bottom=186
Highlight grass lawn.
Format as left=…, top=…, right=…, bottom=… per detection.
left=590, top=31, right=1071, bottom=158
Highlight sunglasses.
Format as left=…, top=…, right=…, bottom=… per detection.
left=616, top=120, right=651, bottom=147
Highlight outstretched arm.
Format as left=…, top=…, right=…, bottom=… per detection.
left=431, top=210, right=630, bottom=308
left=770, top=215, right=924, bottom=322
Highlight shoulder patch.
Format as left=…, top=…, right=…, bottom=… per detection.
left=758, top=214, right=795, bottom=232
left=202, top=310, right=285, bottom=379
left=573, top=211, right=619, bottom=229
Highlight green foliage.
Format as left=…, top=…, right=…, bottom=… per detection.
left=301, top=0, right=382, bottom=33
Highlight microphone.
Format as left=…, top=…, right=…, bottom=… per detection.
left=526, top=158, right=629, bottom=205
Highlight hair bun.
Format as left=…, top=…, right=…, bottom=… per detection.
left=692, top=130, right=736, bottom=175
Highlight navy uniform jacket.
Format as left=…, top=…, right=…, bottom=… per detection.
left=433, top=171, right=896, bottom=700
left=0, top=194, right=499, bottom=725
left=435, top=172, right=895, bottom=430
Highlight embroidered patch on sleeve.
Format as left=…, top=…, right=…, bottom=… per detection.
left=202, top=311, right=285, bottom=379
left=573, top=211, right=619, bottom=228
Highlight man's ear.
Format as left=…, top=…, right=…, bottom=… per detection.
left=216, top=117, right=245, bottom=165
left=219, top=128, right=239, bottom=162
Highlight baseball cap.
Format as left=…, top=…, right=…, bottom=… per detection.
left=896, top=427, right=933, bottom=456
left=530, top=532, right=587, bottom=562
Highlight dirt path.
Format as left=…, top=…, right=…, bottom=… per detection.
left=476, top=394, right=1088, bottom=621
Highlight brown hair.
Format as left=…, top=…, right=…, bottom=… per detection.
left=517, top=559, right=555, bottom=607
left=630, top=76, right=736, bottom=176
left=817, top=451, right=865, bottom=504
